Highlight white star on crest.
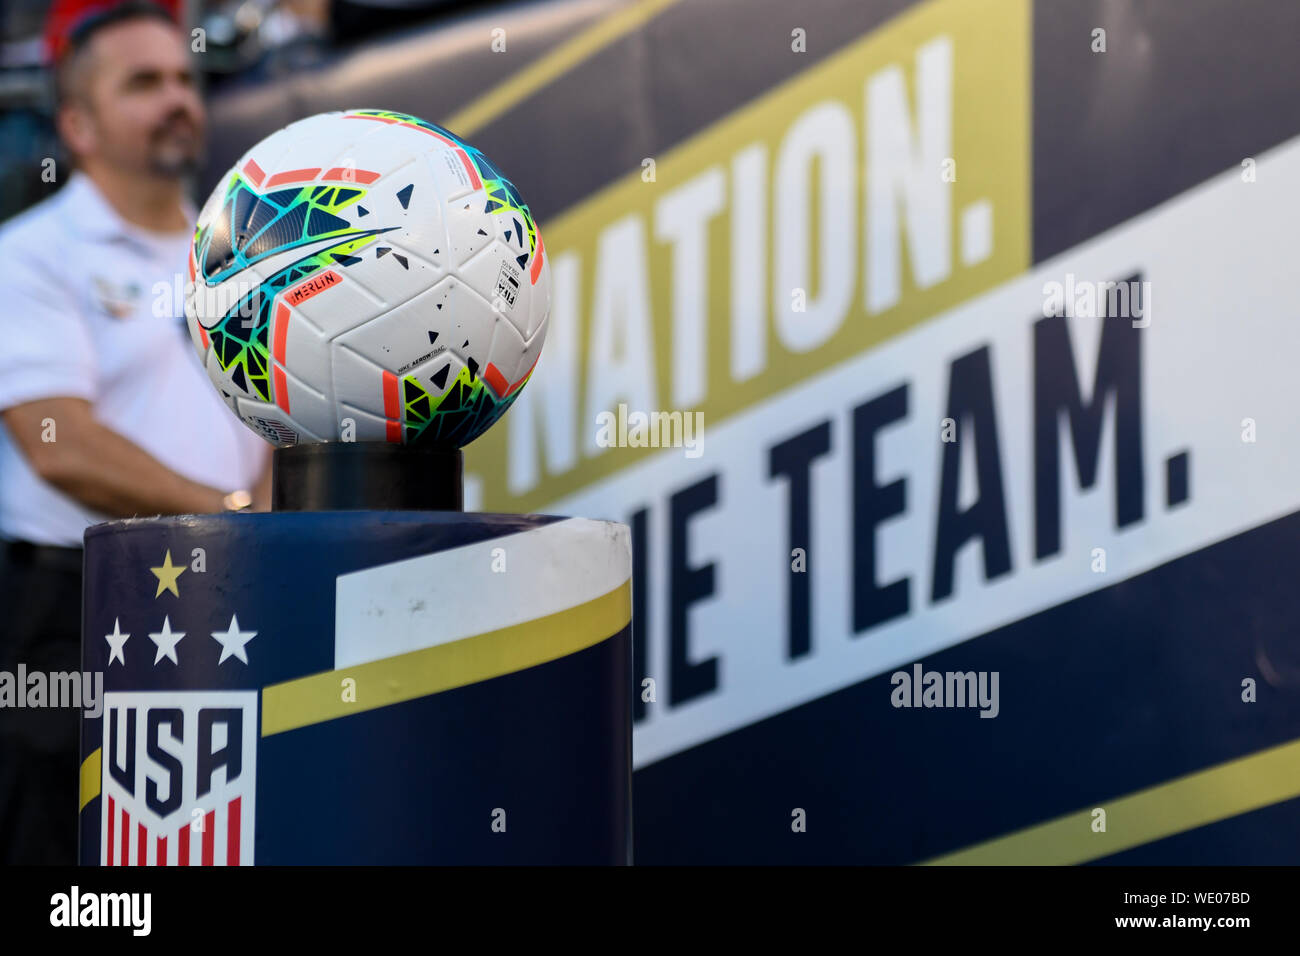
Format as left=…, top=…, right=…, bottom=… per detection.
left=104, top=618, right=130, bottom=666
left=211, top=614, right=257, bottom=665
left=149, top=615, right=185, bottom=665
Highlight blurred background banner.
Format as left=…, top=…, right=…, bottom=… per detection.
left=6, top=0, right=1300, bottom=863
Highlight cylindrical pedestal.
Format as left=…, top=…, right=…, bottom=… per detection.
left=78, top=512, right=632, bottom=864
left=271, top=443, right=464, bottom=511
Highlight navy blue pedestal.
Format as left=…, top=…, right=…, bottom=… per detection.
left=78, top=512, right=632, bottom=865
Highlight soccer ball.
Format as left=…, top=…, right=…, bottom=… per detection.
left=184, top=109, right=549, bottom=447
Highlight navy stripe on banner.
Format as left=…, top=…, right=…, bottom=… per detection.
left=632, top=508, right=1300, bottom=864
left=1032, top=0, right=1300, bottom=261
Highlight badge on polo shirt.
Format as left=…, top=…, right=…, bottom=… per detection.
left=91, top=275, right=143, bottom=319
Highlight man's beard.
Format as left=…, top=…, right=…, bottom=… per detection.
left=147, top=151, right=201, bottom=178
left=145, top=113, right=203, bottom=178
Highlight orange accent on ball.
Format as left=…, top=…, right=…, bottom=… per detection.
left=483, top=363, right=509, bottom=396
left=507, top=355, right=541, bottom=397
left=274, top=367, right=290, bottom=414
left=265, top=168, right=322, bottom=188
left=383, top=369, right=399, bottom=420
left=484, top=355, right=540, bottom=400
left=530, top=229, right=545, bottom=285
left=322, top=167, right=380, bottom=185
left=285, top=270, right=341, bottom=308
left=273, top=303, right=290, bottom=364
left=455, top=149, right=482, bottom=191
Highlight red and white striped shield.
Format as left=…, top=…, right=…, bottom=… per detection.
left=100, top=691, right=257, bottom=866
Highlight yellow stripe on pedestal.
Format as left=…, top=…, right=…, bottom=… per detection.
left=80, top=747, right=101, bottom=811
left=261, top=579, right=631, bottom=737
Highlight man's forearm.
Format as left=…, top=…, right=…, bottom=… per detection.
left=33, top=415, right=232, bottom=518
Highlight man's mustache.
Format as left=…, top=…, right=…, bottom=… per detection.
left=151, top=113, right=202, bottom=140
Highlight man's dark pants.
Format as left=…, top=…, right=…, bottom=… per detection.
left=0, top=540, right=82, bottom=864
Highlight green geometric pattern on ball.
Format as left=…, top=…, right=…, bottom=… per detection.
left=198, top=173, right=384, bottom=402
left=401, top=365, right=531, bottom=448
left=209, top=234, right=377, bottom=402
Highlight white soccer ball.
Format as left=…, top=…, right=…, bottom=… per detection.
left=184, top=108, right=550, bottom=447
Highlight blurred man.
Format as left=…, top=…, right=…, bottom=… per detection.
left=0, top=1, right=270, bottom=864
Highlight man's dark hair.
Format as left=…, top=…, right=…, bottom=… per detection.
left=53, top=1, right=179, bottom=109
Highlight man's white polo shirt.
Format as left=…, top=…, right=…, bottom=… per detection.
left=0, top=172, right=268, bottom=546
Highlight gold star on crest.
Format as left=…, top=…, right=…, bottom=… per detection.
left=150, top=549, right=187, bottom=598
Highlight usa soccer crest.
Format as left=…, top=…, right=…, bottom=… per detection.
left=100, top=691, right=257, bottom=866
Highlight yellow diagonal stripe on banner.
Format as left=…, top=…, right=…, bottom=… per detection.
left=922, top=736, right=1300, bottom=865
left=261, top=580, right=631, bottom=737
left=80, top=747, right=101, bottom=811
left=469, top=0, right=1032, bottom=514
left=443, top=0, right=684, bottom=136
